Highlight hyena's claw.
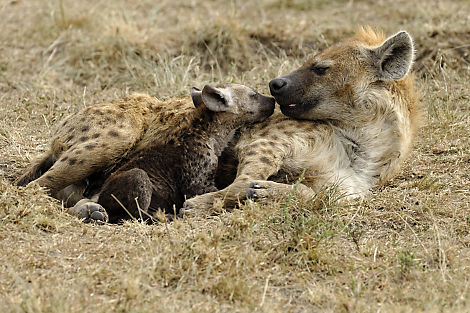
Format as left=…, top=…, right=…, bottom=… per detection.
left=249, top=182, right=260, bottom=189
left=178, top=202, right=192, bottom=217
left=246, top=182, right=261, bottom=199
left=87, top=209, right=107, bottom=224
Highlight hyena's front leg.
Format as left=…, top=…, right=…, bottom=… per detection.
left=181, top=139, right=285, bottom=216
left=180, top=174, right=253, bottom=216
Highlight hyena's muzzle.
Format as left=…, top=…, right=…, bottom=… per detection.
left=269, top=70, right=319, bottom=120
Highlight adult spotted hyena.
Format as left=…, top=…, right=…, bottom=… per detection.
left=182, top=27, right=424, bottom=214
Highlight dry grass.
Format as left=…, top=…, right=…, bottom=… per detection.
left=1, top=0, right=470, bottom=312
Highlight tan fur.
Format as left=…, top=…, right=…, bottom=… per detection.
left=182, top=27, right=424, bottom=214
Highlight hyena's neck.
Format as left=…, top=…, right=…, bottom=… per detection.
left=332, top=103, right=406, bottom=188
left=184, top=107, right=242, bottom=157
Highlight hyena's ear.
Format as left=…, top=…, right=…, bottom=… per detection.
left=190, top=87, right=203, bottom=107
left=201, top=85, right=234, bottom=112
left=369, top=31, right=414, bottom=81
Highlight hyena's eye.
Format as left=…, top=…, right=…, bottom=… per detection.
left=311, top=65, right=330, bottom=76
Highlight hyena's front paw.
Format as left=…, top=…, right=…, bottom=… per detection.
left=247, top=181, right=315, bottom=204
left=246, top=181, right=291, bottom=204
left=179, top=194, right=217, bottom=218
left=68, top=199, right=108, bottom=224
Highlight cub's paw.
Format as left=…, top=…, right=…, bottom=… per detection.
left=68, top=199, right=108, bottom=224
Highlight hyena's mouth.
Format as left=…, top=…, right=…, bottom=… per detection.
left=279, top=102, right=304, bottom=117
left=278, top=98, right=318, bottom=119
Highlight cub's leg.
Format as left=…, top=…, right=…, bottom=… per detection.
left=69, top=168, right=153, bottom=223
left=98, top=168, right=153, bottom=223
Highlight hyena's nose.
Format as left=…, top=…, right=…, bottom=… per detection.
left=269, top=78, right=287, bottom=96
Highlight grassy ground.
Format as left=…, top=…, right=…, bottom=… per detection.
left=1, top=0, right=469, bottom=312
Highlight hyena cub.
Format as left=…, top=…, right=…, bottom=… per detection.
left=19, top=84, right=274, bottom=223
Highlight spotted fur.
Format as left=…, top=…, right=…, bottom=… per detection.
left=16, top=84, right=275, bottom=222
left=182, top=27, right=424, bottom=214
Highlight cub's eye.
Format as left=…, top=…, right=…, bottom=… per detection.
left=311, top=65, right=330, bottom=76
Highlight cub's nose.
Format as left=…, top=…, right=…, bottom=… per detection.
left=269, top=78, right=287, bottom=96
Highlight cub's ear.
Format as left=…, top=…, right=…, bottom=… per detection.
left=190, top=87, right=203, bottom=107
left=201, top=85, right=234, bottom=112
left=369, top=31, right=414, bottom=81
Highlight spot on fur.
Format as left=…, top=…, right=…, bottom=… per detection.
left=256, top=173, right=265, bottom=180
left=79, top=136, right=88, bottom=142
left=68, top=158, right=77, bottom=165
left=259, top=156, right=270, bottom=164
left=105, top=117, right=116, bottom=124
left=108, top=130, right=119, bottom=137
left=276, top=124, right=287, bottom=130
left=85, top=143, right=98, bottom=150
